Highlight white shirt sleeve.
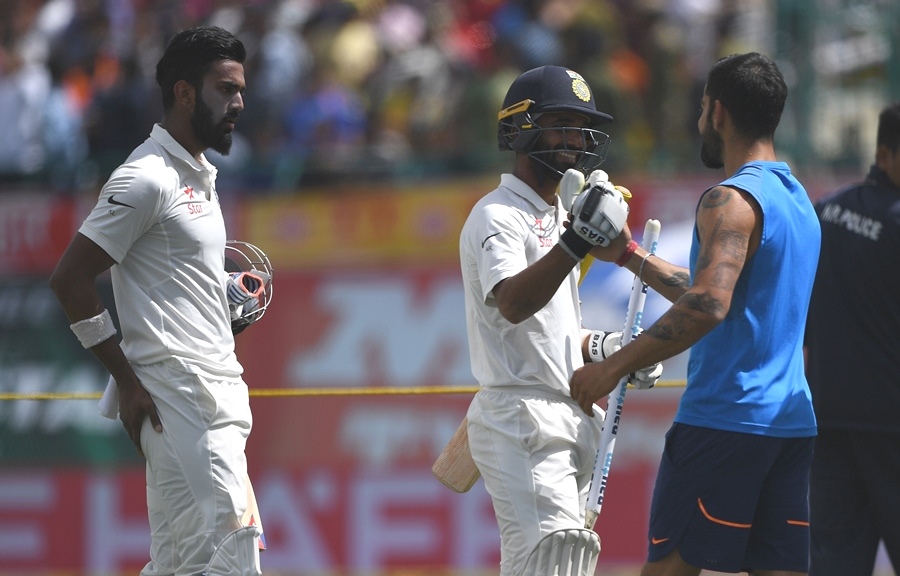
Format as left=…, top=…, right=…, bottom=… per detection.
left=471, top=203, right=529, bottom=304
left=79, top=163, right=171, bottom=263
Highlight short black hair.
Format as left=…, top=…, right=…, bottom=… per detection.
left=156, top=26, right=246, bottom=111
left=705, top=52, right=787, bottom=141
left=876, top=102, right=900, bottom=152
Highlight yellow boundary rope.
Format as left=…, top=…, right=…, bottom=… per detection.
left=0, top=380, right=687, bottom=401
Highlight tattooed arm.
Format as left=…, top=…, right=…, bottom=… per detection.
left=622, top=245, right=691, bottom=304
left=571, top=185, right=762, bottom=415
left=642, top=185, right=760, bottom=345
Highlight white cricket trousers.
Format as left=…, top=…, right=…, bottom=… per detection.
left=135, top=360, right=252, bottom=576
left=466, top=386, right=604, bottom=576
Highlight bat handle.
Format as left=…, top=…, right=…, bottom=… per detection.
left=585, top=509, right=599, bottom=531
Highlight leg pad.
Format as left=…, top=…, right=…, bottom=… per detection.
left=520, top=528, right=600, bottom=576
left=202, top=526, right=262, bottom=576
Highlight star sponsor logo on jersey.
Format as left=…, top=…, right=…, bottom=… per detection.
left=530, top=216, right=558, bottom=247
left=182, top=185, right=205, bottom=214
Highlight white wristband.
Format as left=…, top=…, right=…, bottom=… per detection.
left=70, top=309, right=117, bottom=348
left=588, top=330, right=608, bottom=363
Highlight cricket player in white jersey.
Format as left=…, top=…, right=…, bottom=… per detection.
left=50, top=26, right=265, bottom=576
left=459, top=65, right=662, bottom=576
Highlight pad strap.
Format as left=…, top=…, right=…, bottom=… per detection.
left=70, top=309, right=117, bottom=348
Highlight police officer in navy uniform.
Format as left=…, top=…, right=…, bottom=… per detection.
left=805, top=101, right=900, bottom=576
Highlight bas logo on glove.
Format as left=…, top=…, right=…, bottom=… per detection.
left=571, top=182, right=629, bottom=247
left=558, top=171, right=630, bottom=261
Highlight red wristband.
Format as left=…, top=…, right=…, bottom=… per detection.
left=615, top=240, right=639, bottom=267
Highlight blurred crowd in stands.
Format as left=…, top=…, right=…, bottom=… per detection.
left=0, top=0, right=759, bottom=194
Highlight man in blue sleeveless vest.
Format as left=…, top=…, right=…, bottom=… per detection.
left=570, top=52, right=820, bottom=576
left=805, top=102, right=900, bottom=576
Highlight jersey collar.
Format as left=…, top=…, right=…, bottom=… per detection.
left=149, top=124, right=218, bottom=178
left=500, top=173, right=556, bottom=212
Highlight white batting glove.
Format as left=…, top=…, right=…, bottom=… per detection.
left=559, top=169, right=611, bottom=211
left=230, top=295, right=260, bottom=320
left=587, top=330, right=663, bottom=389
left=226, top=271, right=264, bottom=306
left=570, top=180, right=628, bottom=246
left=558, top=176, right=629, bottom=261
left=558, top=168, right=585, bottom=211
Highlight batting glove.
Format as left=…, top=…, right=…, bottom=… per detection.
left=559, top=169, right=620, bottom=211
left=570, top=179, right=628, bottom=245
left=559, top=177, right=629, bottom=260
left=587, top=330, right=663, bottom=389
left=226, top=272, right=265, bottom=306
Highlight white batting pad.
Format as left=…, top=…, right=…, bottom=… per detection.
left=202, top=525, right=262, bottom=576
left=520, top=528, right=600, bottom=576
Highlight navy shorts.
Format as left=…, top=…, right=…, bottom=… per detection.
left=647, top=423, right=814, bottom=573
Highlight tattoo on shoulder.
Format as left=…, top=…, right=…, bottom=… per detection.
left=701, top=187, right=731, bottom=209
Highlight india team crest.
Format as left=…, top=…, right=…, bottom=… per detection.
left=572, top=77, right=591, bottom=102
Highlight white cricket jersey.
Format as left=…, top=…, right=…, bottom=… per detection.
left=460, top=173, right=584, bottom=395
left=79, top=124, right=241, bottom=378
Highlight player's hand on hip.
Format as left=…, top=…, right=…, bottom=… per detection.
left=116, top=376, right=161, bottom=457
left=570, top=363, right=621, bottom=417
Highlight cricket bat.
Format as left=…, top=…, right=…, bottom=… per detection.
left=432, top=417, right=480, bottom=492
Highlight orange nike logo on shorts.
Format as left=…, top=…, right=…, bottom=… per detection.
left=651, top=537, right=670, bottom=544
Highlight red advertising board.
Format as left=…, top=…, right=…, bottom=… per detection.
left=0, top=266, right=682, bottom=574
left=0, top=395, right=679, bottom=574
left=0, top=195, right=82, bottom=275
left=0, top=182, right=719, bottom=574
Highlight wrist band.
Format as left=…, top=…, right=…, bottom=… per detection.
left=70, top=309, right=117, bottom=349
left=588, top=330, right=608, bottom=363
left=638, top=252, right=656, bottom=285
left=615, top=240, right=639, bottom=267
left=559, top=228, right=592, bottom=262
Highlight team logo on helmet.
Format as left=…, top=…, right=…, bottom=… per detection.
left=572, top=78, right=591, bottom=102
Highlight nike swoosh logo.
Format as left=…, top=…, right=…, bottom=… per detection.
left=481, top=232, right=501, bottom=248
left=107, top=195, right=135, bottom=209
left=651, top=537, right=670, bottom=545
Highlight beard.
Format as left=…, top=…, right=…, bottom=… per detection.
left=532, top=159, right=561, bottom=190
left=530, top=141, right=573, bottom=183
left=699, top=117, right=724, bottom=169
left=191, top=94, right=235, bottom=155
